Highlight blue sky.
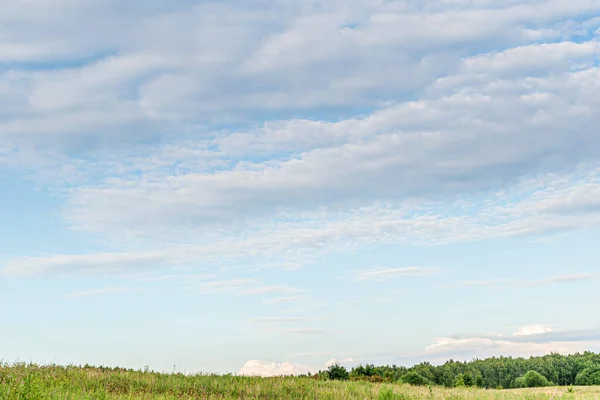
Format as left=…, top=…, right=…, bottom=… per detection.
left=1, top=0, right=600, bottom=376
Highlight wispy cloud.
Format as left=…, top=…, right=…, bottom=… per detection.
left=459, top=279, right=517, bottom=286
left=440, top=273, right=596, bottom=289
left=284, top=328, right=329, bottom=335
left=191, top=279, right=257, bottom=294
left=250, top=316, right=328, bottom=324
left=263, top=295, right=309, bottom=305
left=186, top=279, right=305, bottom=298
left=5, top=170, right=600, bottom=278
left=62, top=287, right=134, bottom=298
left=348, top=267, right=439, bottom=282
left=240, top=285, right=304, bottom=296
left=528, top=274, right=596, bottom=286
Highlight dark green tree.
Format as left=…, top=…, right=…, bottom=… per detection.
left=401, top=372, right=431, bottom=386
left=575, top=367, right=600, bottom=386
left=326, top=364, right=349, bottom=381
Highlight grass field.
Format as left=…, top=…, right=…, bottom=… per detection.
left=1, top=363, right=600, bottom=399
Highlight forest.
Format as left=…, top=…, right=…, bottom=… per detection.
left=309, top=351, right=600, bottom=388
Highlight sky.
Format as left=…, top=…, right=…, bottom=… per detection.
left=1, top=0, right=600, bottom=377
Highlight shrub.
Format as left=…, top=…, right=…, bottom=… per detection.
left=453, top=373, right=466, bottom=387
left=326, top=364, right=349, bottom=381
left=515, top=370, right=549, bottom=387
left=453, top=373, right=477, bottom=387
left=575, top=367, right=600, bottom=386
left=401, top=372, right=431, bottom=386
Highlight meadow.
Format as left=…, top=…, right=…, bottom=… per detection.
left=2, top=363, right=600, bottom=400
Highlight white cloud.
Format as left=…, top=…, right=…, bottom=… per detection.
left=238, top=357, right=356, bottom=377
left=425, top=326, right=600, bottom=360
left=2, top=251, right=171, bottom=276
left=459, top=41, right=598, bottom=77
left=5, top=168, right=600, bottom=278
left=459, top=279, right=517, bottom=286
left=325, top=358, right=356, bottom=368
left=284, top=328, right=329, bottom=335
left=190, top=279, right=258, bottom=295
left=1, top=0, right=598, bottom=149
left=528, top=273, right=596, bottom=285
left=250, top=316, right=327, bottom=324
left=262, top=295, right=309, bottom=305
left=183, top=278, right=305, bottom=298
left=425, top=337, right=597, bottom=359
left=348, top=267, right=438, bottom=282
left=62, top=287, right=134, bottom=298
left=441, top=273, right=596, bottom=288
left=56, top=64, right=600, bottom=243
left=2, top=0, right=600, bottom=283
left=240, top=285, right=304, bottom=296
left=513, top=324, right=555, bottom=337
left=3, top=0, right=600, bottom=377
left=238, top=360, right=316, bottom=377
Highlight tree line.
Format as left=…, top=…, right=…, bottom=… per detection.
left=304, top=351, right=600, bottom=388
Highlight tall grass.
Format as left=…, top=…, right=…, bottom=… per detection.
left=1, top=362, right=599, bottom=399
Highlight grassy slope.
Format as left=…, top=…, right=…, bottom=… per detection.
left=1, top=364, right=600, bottom=399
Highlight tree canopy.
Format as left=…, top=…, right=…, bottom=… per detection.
left=310, top=351, right=600, bottom=388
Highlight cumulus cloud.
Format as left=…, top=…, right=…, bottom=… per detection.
left=513, top=324, right=555, bottom=337
left=238, top=360, right=316, bottom=377
left=238, top=357, right=356, bottom=377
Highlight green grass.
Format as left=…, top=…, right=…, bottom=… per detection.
left=2, top=363, right=600, bottom=399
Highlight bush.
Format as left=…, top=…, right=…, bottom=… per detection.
left=515, top=370, right=549, bottom=387
left=401, top=372, right=431, bottom=386
left=453, top=373, right=466, bottom=387
left=453, top=372, right=478, bottom=387
left=326, top=364, right=349, bottom=381
left=575, top=367, right=600, bottom=386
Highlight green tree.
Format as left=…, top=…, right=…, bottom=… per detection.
left=401, top=372, right=431, bottom=386
left=515, top=370, right=549, bottom=387
left=575, top=367, right=600, bottom=386
left=326, top=364, right=349, bottom=381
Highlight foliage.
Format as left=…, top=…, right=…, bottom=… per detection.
left=515, top=370, right=550, bottom=387
left=401, top=372, right=431, bottom=386
left=576, top=367, right=600, bottom=386
left=2, top=362, right=600, bottom=399
left=342, top=351, right=600, bottom=389
left=326, top=363, right=350, bottom=381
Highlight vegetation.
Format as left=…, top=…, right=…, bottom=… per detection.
left=400, top=372, right=431, bottom=386
left=1, top=352, right=600, bottom=399
left=325, top=364, right=349, bottom=381
left=575, top=367, right=600, bottom=386
left=515, top=370, right=550, bottom=387
left=311, top=351, right=600, bottom=389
